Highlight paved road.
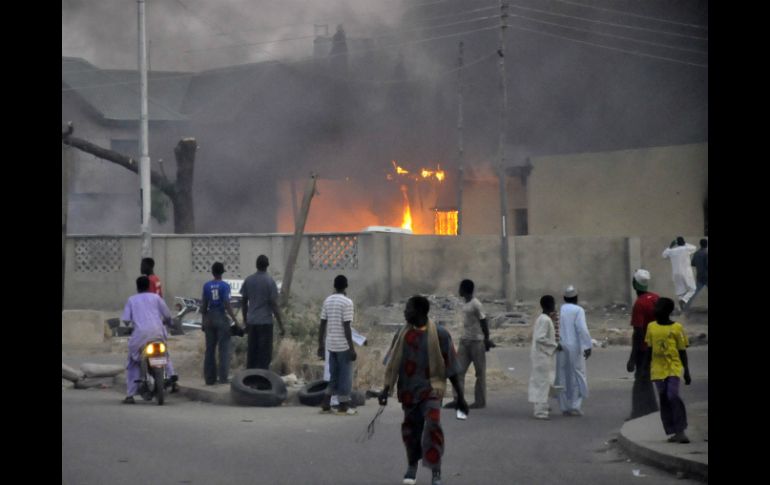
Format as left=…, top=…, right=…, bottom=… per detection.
left=62, top=346, right=707, bottom=484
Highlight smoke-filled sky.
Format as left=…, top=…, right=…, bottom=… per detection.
left=63, top=0, right=707, bottom=233
left=62, top=0, right=410, bottom=71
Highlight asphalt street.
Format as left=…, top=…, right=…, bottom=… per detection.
left=62, top=346, right=707, bottom=485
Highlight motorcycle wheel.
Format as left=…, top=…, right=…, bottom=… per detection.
left=152, top=367, right=165, bottom=406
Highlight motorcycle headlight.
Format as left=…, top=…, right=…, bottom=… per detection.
left=159, top=342, right=166, bottom=353
left=146, top=344, right=155, bottom=355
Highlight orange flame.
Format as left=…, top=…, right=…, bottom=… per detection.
left=434, top=210, right=458, bottom=235
left=400, top=185, right=413, bottom=231
left=392, top=160, right=409, bottom=175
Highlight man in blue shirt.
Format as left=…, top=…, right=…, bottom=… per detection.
left=201, top=262, right=241, bottom=385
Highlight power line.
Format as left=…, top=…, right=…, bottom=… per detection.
left=510, top=12, right=707, bottom=55
left=63, top=5, right=707, bottom=97
left=313, top=50, right=497, bottom=85
left=510, top=2, right=707, bottom=41
left=182, top=4, right=499, bottom=54
left=507, top=22, right=707, bottom=69
left=186, top=24, right=501, bottom=116
left=63, top=24, right=501, bottom=94
left=185, top=14, right=499, bottom=54
left=550, top=0, right=708, bottom=30
left=185, top=34, right=317, bottom=53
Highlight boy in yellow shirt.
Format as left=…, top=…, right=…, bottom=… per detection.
left=644, top=297, right=692, bottom=443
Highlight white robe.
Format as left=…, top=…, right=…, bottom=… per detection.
left=554, top=303, right=591, bottom=412
left=662, top=244, right=697, bottom=301
left=528, top=314, right=558, bottom=404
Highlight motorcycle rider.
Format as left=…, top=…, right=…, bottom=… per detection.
left=120, top=276, right=178, bottom=404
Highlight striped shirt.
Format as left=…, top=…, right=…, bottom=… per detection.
left=321, top=293, right=354, bottom=352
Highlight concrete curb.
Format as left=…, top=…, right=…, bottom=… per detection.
left=617, top=434, right=707, bottom=482
left=618, top=407, right=708, bottom=482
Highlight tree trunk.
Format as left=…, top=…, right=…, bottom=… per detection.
left=173, top=138, right=197, bottom=233
left=62, top=126, right=197, bottom=234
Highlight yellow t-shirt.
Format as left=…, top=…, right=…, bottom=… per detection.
left=644, top=321, right=689, bottom=380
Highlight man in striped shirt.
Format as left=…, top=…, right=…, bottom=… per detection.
left=317, top=275, right=357, bottom=415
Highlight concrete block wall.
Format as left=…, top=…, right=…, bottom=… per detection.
left=63, top=233, right=707, bottom=312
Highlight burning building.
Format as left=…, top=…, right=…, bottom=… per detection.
left=277, top=160, right=459, bottom=235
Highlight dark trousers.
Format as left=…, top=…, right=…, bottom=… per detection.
left=401, top=398, right=444, bottom=471
left=247, top=324, right=273, bottom=370
left=204, top=312, right=232, bottom=384
left=630, top=352, right=659, bottom=419
left=655, top=377, right=688, bottom=435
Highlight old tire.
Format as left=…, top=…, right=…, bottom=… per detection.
left=298, top=380, right=329, bottom=406
left=231, top=369, right=287, bottom=407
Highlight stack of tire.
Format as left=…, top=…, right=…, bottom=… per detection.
left=298, top=379, right=366, bottom=407
left=230, top=369, right=287, bottom=407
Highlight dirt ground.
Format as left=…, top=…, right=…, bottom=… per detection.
left=104, top=296, right=708, bottom=394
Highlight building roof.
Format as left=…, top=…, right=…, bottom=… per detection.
left=62, top=57, right=190, bottom=121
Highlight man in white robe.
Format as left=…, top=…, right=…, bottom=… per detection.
left=662, top=237, right=697, bottom=311
left=553, top=285, right=592, bottom=416
left=528, top=295, right=560, bottom=420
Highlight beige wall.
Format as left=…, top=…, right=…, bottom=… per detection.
left=527, top=144, right=708, bottom=237
left=513, top=236, right=629, bottom=305
left=461, top=176, right=527, bottom=236
left=65, top=233, right=705, bottom=313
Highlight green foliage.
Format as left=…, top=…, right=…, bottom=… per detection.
left=151, top=186, right=170, bottom=224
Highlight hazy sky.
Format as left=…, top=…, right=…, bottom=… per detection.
left=62, top=0, right=411, bottom=71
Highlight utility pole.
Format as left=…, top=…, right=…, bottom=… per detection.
left=138, top=0, right=152, bottom=257
left=281, top=173, right=318, bottom=307
left=62, top=144, right=71, bottom=311
left=456, top=41, right=465, bottom=235
left=497, top=1, right=511, bottom=308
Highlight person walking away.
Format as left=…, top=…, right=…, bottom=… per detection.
left=686, top=239, right=708, bottom=311
left=662, top=237, right=697, bottom=311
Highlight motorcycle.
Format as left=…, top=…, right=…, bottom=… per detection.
left=174, top=294, right=244, bottom=335
left=173, top=296, right=202, bottom=334
left=138, top=339, right=175, bottom=405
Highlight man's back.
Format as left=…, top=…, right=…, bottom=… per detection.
left=692, top=248, right=708, bottom=284
left=322, top=293, right=354, bottom=352
left=122, top=292, right=170, bottom=342
left=663, top=245, right=697, bottom=274
left=559, top=303, right=591, bottom=350
left=203, top=280, right=231, bottom=314
left=241, top=271, right=278, bottom=325
left=461, top=297, right=486, bottom=341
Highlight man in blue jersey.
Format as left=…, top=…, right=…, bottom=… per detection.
left=201, top=262, right=241, bottom=385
